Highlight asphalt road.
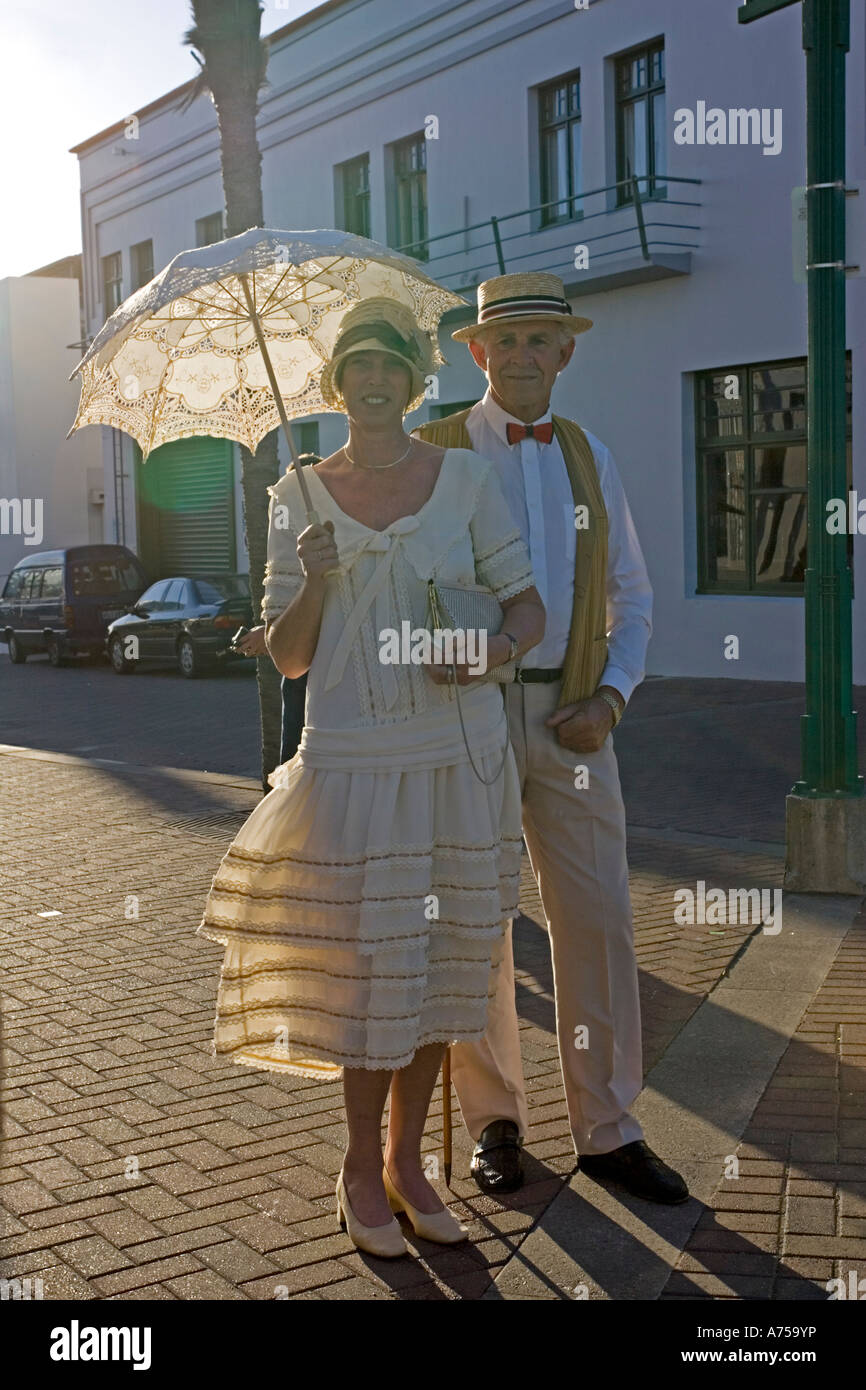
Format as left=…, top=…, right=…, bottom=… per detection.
left=0, top=643, right=262, bottom=777
left=2, top=641, right=864, bottom=843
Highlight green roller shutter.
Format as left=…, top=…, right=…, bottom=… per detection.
left=135, top=437, right=237, bottom=577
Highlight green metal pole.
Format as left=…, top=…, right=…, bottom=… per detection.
left=794, top=0, right=862, bottom=797
left=490, top=216, right=507, bottom=275
left=631, top=176, right=650, bottom=261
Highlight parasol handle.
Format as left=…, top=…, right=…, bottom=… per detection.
left=239, top=273, right=339, bottom=577
left=442, top=1046, right=453, bottom=1187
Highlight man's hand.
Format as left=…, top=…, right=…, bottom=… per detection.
left=545, top=695, right=615, bottom=753
left=236, top=624, right=268, bottom=657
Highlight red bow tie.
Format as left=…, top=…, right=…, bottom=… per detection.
left=506, top=421, right=554, bottom=445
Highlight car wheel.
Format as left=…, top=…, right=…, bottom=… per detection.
left=46, top=637, right=68, bottom=668
left=177, top=636, right=203, bottom=679
left=109, top=635, right=136, bottom=674
left=7, top=634, right=26, bottom=664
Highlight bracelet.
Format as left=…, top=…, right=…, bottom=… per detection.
left=501, top=631, right=520, bottom=663
left=597, top=689, right=623, bottom=727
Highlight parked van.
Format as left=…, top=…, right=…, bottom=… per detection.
left=0, top=545, right=148, bottom=666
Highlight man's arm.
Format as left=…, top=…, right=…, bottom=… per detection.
left=546, top=437, right=651, bottom=752
left=596, top=441, right=653, bottom=708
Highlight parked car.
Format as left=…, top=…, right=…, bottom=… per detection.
left=0, top=545, right=148, bottom=666
left=106, top=574, right=253, bottom=678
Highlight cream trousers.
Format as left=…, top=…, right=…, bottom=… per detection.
left=450, top=678, right=645, bottom=1157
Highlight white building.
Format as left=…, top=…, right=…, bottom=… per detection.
left=0, top=265, right=104, bottom=585
left=71, top=0, right=866, bottom=681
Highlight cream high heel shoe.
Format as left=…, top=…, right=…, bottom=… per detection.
left=383, top=1165, right=469, bottom=1244
left=336, top=1170, right=407, bottom=1259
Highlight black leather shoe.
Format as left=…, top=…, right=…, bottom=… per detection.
left=579, top=1140, right=689, bottom=1204
left=470, top=1120, right=524, bottom=1194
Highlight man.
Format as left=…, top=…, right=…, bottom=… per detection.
left=240, top=452, right=319, bottom=764
left=413, top=272, right=687, bottom=1205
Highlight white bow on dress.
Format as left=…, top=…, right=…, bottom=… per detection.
left=322, top=515, right=423, bottom=709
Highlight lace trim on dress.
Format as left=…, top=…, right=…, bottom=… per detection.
left=493, top=575, right=537, bottom=604
left=211, top=1024, right=498, bottom=1076
left=475, top=535, right=536, bottom=602
left=213, top=956, right=499, bottom=987
left=196, top=902, right=518, bottom=952
left=223, top=835, right=523, bottom=867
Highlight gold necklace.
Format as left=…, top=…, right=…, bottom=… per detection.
left=343, top=439, right=413, bottom=471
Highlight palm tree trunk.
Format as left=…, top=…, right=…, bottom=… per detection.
left=186, top=0, right=282, bottom=790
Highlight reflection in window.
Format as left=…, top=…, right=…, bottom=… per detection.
left=40, top=567, right=63, bottom=598
left=390, top=133, right=428, bottom=260
left=696, top=357, right=853, bottom=594
left=70, top=558, right=145, bottom=596
left=616, top=42, right=665, bottom=204
left=194, top=575, right=250, bottom=602
left=539, top=71, right=582, bottom=224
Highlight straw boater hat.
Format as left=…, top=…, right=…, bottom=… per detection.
left=451, top=271, right=592, bottom=342
left=320, top=298, right=435, bottom=413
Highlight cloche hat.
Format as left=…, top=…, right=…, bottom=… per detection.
left=321, top=298, right=435, bottom=413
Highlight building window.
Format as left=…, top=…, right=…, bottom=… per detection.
left=615, top=41, right=665, bottom=204
left=130, top=240, right=154, bottom=291
left=101, top=251, right=123, bottom=314
left=297, top=421, right=320, bottom=458
left=538, top=70, right=582, bottom=225
left=195, top=211, right=225, bottom=247
left=389, top=133, right=428, bottom=260
left=428, top=400, right=477, bottom=420
left=336, top=154, right=371, bottom=238
left=696, top=356, right=853, bottom=594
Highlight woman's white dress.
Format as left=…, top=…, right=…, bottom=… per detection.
left=197, top=447, right=534, bottom=1078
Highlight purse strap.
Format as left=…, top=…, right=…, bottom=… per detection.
left=428, top=579, right=511, bottom=787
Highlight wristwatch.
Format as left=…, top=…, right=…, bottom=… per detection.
left=502, top=631, right=520, bottom=663
left=597, top=689, right=624, bottom=727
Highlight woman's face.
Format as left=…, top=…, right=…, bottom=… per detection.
left=338, top=350, right=413, bottom=423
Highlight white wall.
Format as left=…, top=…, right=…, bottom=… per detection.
left=73, top=0, right=866, bottom=681
left=0, top=276, right=103, bottom=584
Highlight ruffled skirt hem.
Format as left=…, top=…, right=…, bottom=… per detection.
left=199, top=699, right=522, bottom=1074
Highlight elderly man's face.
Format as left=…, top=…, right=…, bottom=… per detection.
left=469, top=319, right=575, bottom=416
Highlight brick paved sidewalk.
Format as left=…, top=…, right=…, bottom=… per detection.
left=661, top=906, right=866, bottom=1301
left=0, top=741, right=862, bottom=1300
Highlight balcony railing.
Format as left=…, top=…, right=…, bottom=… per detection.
left=393, top=174, right=702, bottom=293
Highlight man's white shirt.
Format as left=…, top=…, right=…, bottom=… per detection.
left=465, top=389, right=652, bottom=703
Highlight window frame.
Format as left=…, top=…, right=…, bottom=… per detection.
left=39, top=566, right=63, bottom=600
left=695, top=354, right=853, bottom=596
left=101, top=251, right=123, bottom=314
left=3, top=569, right=26, bottom=600
left=389, top=132, right=428, bottom=261
left=162, top=579, right=185, bottom=610
left=538, top=68, right=583, bottom=227
left=130, top=239, right=154, bottom=292
left=614, top=40, right=666, bottom=206
left=24, top=569, right=45, bottom=600
left=195, top=212, right=225, bottom=248
left=428, top=400, right=478, bottom=420
left=136, top=579, right=170, bottom=611
left=336, top=153, right=371, bottom=238
left=297, top=421, right=320, bottom=458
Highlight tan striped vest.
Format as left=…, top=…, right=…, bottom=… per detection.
left=415, top=407, right=608, bottom=710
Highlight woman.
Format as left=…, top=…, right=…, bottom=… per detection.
left=198, top=298, right=545, bottom=1258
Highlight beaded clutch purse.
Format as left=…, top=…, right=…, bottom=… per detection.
left=425, top=579, right=517, bottom=684
left=425, top=578, right=514, bottom=785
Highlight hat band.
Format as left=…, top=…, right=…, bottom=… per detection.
left=477, top=294, right=572, bottom=323
left=332, top=319, right=422, bottom=363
